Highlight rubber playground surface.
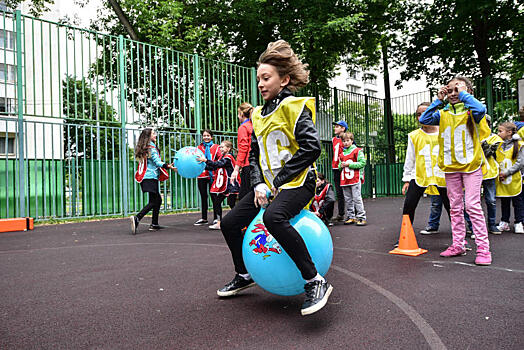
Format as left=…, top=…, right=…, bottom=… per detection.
left=1, top=197, right=522, bottom=350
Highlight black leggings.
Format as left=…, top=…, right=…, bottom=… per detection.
left=137, top=192, right=162, bottom=225
left=402, top=179, right=450, bottom=225
left=197, top=178, right=211, bottom=220
left=238, top=166, right=251, bottom=200
left=221, top=181, right=317, bottom=280
left=211, top=193, right=237, bottom=221
left=332, top=168, right=344, bottom=216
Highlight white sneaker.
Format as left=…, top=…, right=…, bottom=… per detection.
left=497, top=221, right=510, bottom=232
left=514, top=222, right=524, bottom=234
left=209, top=222, right=221, bottom=230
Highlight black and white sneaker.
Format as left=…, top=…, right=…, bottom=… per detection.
left=130, top=216, right=139, bottom=235
left=194, top=219, right=208, bottom=226
left=149, top=224, right=167, bottom=231
left=420, top=226, right=439, bottom=235
left=301, top=280, right=333, bottom=316
left=217, top=274, right=256, bottom=297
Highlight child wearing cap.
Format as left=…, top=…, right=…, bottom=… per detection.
left=332, top=120, right=348, bottom=221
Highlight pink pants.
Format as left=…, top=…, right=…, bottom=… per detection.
left=445, top=168, right=490, bottom=253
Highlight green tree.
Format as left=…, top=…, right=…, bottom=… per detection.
left=91, top=0, right=403, bottom=97
left=3, top=0, right=55, bottom=16
left=62, top=75, right=122, bottom=160
left=392, top=0, right=524, bottom=87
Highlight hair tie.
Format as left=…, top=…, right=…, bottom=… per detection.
left=512, top=133, right=521, bottom=141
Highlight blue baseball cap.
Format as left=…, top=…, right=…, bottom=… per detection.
left=332, top=120, right=348, bottom=130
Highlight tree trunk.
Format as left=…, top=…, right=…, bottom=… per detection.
left=472, top=17, right=491, bottom=77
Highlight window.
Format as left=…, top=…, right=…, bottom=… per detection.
left=364, top=89, right=377, bottom=97
left=0, top=132, right=15, bottom=156
left=348, top=69, right=359, bottom=80
left=0, top=97, right=16, bottom=114
left=363, top=73, right=377, bottom=86
left=0, top=63, right=15, bottom=82
left=346, top=84, right=360, bottom=93
left=0, top=30, right=15, bottom=50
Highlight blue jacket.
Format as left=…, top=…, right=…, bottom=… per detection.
left=144, top=142, right=165, bottom=180
left=419, top=91, right=486, bottom=125
left=515, top=121, right=524, bottom=131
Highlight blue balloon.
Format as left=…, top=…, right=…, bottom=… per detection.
left=242, top=209, right=333, bottom=296
left=173, top=146, right=206, bottom=178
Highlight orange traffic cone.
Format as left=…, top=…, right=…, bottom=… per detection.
left=389, top=215, right=427, bottom=256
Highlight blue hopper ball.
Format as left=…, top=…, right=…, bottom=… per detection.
left=173, top=146, right=206, bottom=178
left=242, top=209, right=333, bottom=296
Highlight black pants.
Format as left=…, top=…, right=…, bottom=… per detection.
left=221, top=181, right=317, bottom=280
left=323, top=202, right=335, bottom=223
left=238, top=166, right=251, bottom=200
left=402, top=179, right=450, bottom=225
left=211, top=193, right=237, bottom=221
left=197, top=178, right=211, bottom=220
left=332, top=169, right=344, bottom=217
left=137, top=191, right=162, bottom=225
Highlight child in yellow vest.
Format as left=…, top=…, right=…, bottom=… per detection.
left=419, top=76, right=492, bottom=265
left=218, top=40, right=332, bottom=316
left=401, top=102, right=450, bottom=234
left=495, top=122, right=524, bottom=234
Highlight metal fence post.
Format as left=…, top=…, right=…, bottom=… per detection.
left=486, top=75, right=494, bottom=117
left=364, top=94, right=372, bottom=197
left=193, top=55, right=201, bottom=139
left=250, top=67, right=257, bottom=107
left=15, top=10, right=25, bottom=217
left=118, top=35, right=128, bottom=216
left=333, top=87, right=339, bottom=122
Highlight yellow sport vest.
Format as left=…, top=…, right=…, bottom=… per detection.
left=425, top=185, right=439, bottom=196
left=483, top=134, right=502, bottom=180
left=251, top=96, right=316, bottom=189
left=409, top=129, right=446, bottom=187
left=518, top=127, right=524, bottom=141
left=495, top=141, right=523, bottom=197
left=438, top=106, right=490, bottom=173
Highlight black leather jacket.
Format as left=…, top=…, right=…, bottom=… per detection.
left=249, top=88, right=321, bottom=189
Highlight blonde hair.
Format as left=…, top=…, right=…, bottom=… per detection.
left=499, top=122, right=519, bottom=160
left=340, top=132, right=354, bottom=141
left=238, top=102, right=253, bottom=118
left=257, top=40, right=309, bottom=92
left=221, top=140, right=234, bottom=151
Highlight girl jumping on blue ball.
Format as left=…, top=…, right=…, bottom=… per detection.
left=218, top=40, right=333, bottom=316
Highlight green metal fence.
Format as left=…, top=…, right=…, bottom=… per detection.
left=0, top=10, right=520, bottom=220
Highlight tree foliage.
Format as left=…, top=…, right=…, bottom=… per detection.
left=392, top=0, right=524, bottom=87
left=92, top=0, right=404, bottom=94
left=62, top=76, right=122, bottom=159
left=3, top=0, right=54, bottom=16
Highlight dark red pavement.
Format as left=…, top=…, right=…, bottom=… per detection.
left=0, top=197, right=523, bottom=349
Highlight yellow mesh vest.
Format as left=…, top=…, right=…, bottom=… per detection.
left=495, top=141, right=523, bottom=197
left=518, top=127, right=524, bottom=141
left=483, top=134, right=502, bottom=180
left=425, top=185, right=439, bottom=196
left=251, top=96, right=316, bottom=189
left=438, top=107, right=489, bottom=173
left=410, top=129, right=446, bottom=187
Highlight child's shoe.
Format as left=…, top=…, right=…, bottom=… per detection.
left=130, top=216, right=139, bottom=235
left=301, top=280, right=333, bottom=316
left=217, top=274, right=256, bottom=297
left=497, top=221, right=510, bottom=232
left=194, top=219, right=208, bottom=226
left=488, top=225, right=501, bottom=235
left=344, top=218, right=357, bottom=225
left=209, top=221, right=221, bottom=230
left=514, top=222, right=524, bottom=234
left=335, top=215, right=344, bottom=222
left=420, top=226, right=439, bottom=235
left=475, top=251, right=492, bottom=266
left=440, top=245, right=467, bottom=257
left=356, top=219, right=367, bottom=226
